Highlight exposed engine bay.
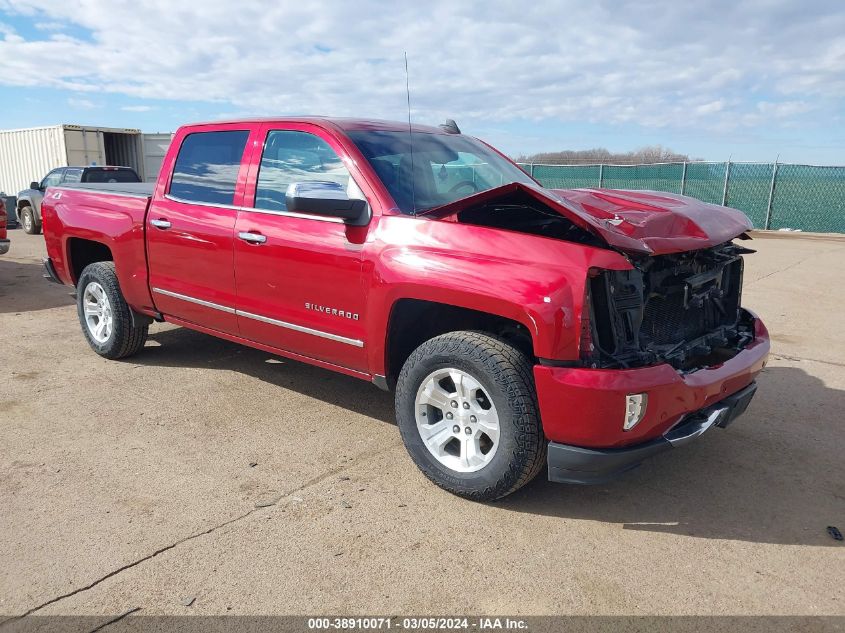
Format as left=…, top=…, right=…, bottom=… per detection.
left=583, top=243, right=756, bottom=371
left=456, top=189, right=607, bottom=248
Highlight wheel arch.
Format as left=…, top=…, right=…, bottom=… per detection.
left=17, top=195, right=41, bottom=217
left=381, top=297, right=537, bottom=389
left=66, top=237, right=114, bottom=285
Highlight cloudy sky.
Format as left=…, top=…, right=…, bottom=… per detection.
left=0, top=0, right=843, bottom=163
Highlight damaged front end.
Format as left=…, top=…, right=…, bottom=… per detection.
left=425, top=181, right=761, bottom=372
left=582, top=242, right=757, bottom=371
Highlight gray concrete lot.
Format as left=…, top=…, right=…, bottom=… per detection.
left=0, top=230, right=843, bottom=619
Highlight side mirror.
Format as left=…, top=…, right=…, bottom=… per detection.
left=285, top=181, right=368, bottom=225
left=30, top=182, right=41, bottom=190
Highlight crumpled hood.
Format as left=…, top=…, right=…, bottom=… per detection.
left=425, top=182, right=753, bottom=255
left=548, top=187, right=753, bottom=254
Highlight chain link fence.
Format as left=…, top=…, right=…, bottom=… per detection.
left=517, top=161, right=845, bottom=233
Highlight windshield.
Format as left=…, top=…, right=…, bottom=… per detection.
left=347, top=130, right=535, bottom=214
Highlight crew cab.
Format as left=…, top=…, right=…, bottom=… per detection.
left=40, top=117, right=769, bottom=500
left=17, top=166, right=140, bottom=235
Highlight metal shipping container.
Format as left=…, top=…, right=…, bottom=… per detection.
left=0, top=124, right=171, bottom=195
left=139, top=133, right=173, bottom=183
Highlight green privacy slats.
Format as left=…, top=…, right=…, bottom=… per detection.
left=601, top=163, right=685, bottom=193
left=683, top=162, right=727, bottom=204
left=724, top=163, right=776, bottom=228
left=531, top=163, right=601, bottom=188
left=770, top=164, right=845, bottom=232
left=519, top=161, right=845, bottom=233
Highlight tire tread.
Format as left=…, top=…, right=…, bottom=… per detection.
left=395, top=330, right=546, bottom=501
left=77, top=261, right=148, bottom=360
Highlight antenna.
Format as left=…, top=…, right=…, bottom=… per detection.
left=404, top=51, right=417, bottom=215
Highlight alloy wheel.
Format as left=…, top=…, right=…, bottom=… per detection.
left=414, top=368, right=500, bottom=473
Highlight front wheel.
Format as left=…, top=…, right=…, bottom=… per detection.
left=20, top=206, right=41, bottom=235
left=77, top=262, right=148, bottom=359
left=395, top=331, right=546, bottom=501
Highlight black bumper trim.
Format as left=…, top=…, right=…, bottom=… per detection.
left=42, top=257, right=63, bottom=284
left=547, top=382, right=758, bottom=485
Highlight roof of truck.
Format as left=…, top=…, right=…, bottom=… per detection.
left=185, top=117, right=449, bottom=135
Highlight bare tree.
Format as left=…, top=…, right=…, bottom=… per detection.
left=516, top=145, right=693, bottom=165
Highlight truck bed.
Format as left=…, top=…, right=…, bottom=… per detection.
left=42, top=182, right=155, bottom=312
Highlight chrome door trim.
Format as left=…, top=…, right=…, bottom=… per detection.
left=164, top=194, right=347, bottom=224
left=152, top=287, right=236, bottom=314
left=150, top=218, right=172, bottom=229
left=241, top=206, right=346, bottom=224
left=151, top=287, right=364, bottom=347
left=164, top=194, right=240, bottom=212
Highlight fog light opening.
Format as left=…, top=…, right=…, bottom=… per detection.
left=623, top=393, right=648, bottom=431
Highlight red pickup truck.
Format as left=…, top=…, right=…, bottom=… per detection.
left=40, top=117, right=769, bottom=500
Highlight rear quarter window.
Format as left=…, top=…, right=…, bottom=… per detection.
left=82, top=169, right=140, bottom=183
left=169, top=131, right=250, bottom=205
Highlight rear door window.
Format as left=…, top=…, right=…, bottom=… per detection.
left=62, top=168, right=83, bottom=184
left=169, top=131, right=250, bottom=205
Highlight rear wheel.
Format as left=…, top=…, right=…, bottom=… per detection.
left=395, top=331, right=546, bottom=501
left=20, top=206, right=41, bottom=235
left=77, top=262, right=148, bottom=359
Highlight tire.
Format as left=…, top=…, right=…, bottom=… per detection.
left=20, top=206, right=41, bottom=235
left=395, top=331, right=546, bottom=501
left=76, top=262, right=148, bottom=359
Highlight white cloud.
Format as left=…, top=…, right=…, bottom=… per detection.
left=66, top=97, right=97, bottom=109
left=34, top=20, right=65, bottom=31
left=695, top=100, right=726, bottom=115
left=0, top=0, right=842, bottom=132
left=121, top=105, right=155, bottom=112
left=756, top=100, right=812, bottom=118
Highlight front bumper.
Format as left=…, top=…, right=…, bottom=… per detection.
left=547, top=382, right=757, bottom=484
left=0, top=239, right=9, bottom=255
left=534, top=312, right=769, bottom=448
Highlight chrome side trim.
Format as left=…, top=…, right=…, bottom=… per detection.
left=237, top=309, right=364, bottom=347
left=151, top=287, right=364, bottom=347
left=151, top=287, right=236, bottom=314
left=164, top=194, right=346, bottom=224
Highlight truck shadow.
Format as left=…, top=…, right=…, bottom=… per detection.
left=140, top=325, right=396, bottom=425
left=137, top=327, right=842, bottom=547
left=501, top=365, right=845, bottom=547
left=0, top=258, right=75, bottom=314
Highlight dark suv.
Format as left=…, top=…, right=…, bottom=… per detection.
left=17, top=166, right=141, bottom=234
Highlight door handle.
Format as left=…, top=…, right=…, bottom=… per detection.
left=150, top=218, right=171, bottom=229
left=238, top=231, right=267, bottom=244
